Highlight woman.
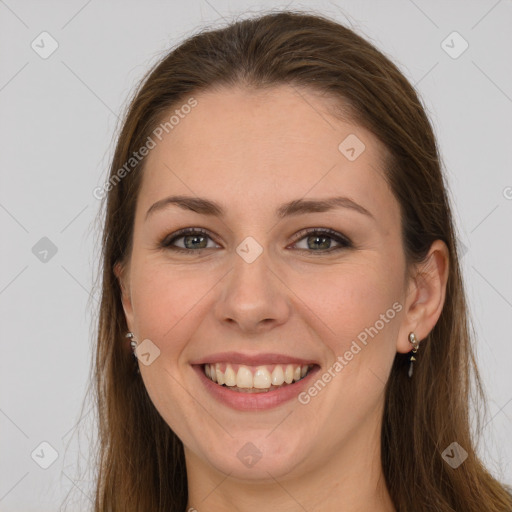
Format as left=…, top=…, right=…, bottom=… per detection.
left=92, top=9, right=512, bottom=511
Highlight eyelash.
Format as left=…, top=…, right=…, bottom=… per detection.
left=159, top=227, right=353, bottom=255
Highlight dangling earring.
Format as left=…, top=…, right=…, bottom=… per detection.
left=408, top=332, right=420, bottom=378
left=126, top=332, right=140, bottom=374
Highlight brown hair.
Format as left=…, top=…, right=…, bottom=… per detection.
left=87, top=9, right=512, bottom=511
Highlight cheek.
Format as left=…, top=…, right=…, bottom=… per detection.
left=304, top=266, right=401, bottom=416
left=130, top=261, right=207, bottom=351
left=128, top=262, right=213, bottom=439
left=300, top=263, right=403, bottom=413
left=301, top=259, right=401, bottom=348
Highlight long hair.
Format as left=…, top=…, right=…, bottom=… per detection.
left=90, top=10, right=512, bottom=511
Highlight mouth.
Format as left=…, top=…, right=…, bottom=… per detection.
left=203, top=362, right=313, bottom=393
left=192, top=357, right=321, bottom=410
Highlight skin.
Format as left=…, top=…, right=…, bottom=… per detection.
left=115, top=84, right=449, bottom=511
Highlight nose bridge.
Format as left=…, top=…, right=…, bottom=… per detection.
left=228, top=239, right=275, bottom=306
left=214, top=236, right=290, bottom=330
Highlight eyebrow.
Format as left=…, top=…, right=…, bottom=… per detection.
left=145, top=195, right=374, bottom=221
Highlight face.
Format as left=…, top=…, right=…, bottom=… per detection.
left=117, top=84, right=412, bottom=481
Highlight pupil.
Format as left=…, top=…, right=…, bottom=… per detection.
left=185, top=235, right=206, bottom=249
left=309, top=235, right=329, bottom=250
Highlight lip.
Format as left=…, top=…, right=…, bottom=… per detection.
left=192, top=363, right=321, bottom=411
left=189, top=351, right=319, bottom=366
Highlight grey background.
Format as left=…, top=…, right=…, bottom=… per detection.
left=1, top=0, right=511, bottom=510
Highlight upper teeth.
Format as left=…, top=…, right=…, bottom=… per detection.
left=205, top=363, right=310, bottom=389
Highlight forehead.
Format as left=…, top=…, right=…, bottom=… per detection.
left=137, top=84, right=398, bottom=228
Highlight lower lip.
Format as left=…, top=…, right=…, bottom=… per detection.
left=192, top=364, right=321, bottom=411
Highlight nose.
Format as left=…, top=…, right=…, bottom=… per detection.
left=213, top=248, right=291, bottom=334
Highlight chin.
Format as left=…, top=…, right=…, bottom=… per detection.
left=196, top=432, right=307, bottom=481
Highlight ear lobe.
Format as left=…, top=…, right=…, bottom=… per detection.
left=113, top=261, right=134, bottom=330
left=396, top=240, right=450, bottom=354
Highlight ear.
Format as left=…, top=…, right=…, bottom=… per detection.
left=114, top=261, right=135, bottom=333
left=396, top=239, right=450, bottom=353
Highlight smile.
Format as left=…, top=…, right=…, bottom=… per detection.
left=204, top=363, right=312, bottom=392
left=191, top=352, right=320, bottom=410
